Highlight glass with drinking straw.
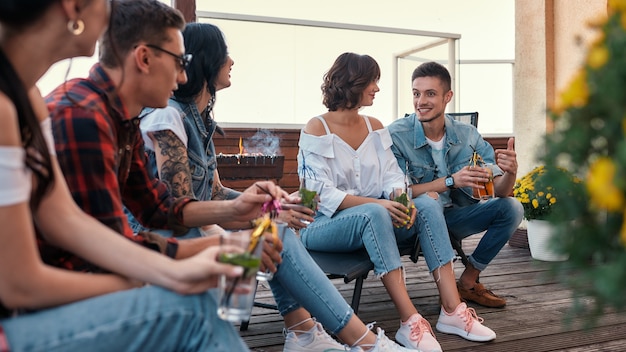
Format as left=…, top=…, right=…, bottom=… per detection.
left=468, top=149, right=495, bottom=200
left=217, top=187, right=283, bottom=322
left=217, top=229, right=263, bottom=323
left=297, top=150, right=324, bottom=224
left=255, top=219, right=288, bottom=281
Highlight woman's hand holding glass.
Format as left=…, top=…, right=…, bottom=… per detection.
left=295, top=178, right=323, bottom=223
left=386, top=188, right=417, bottom=229
left=279, top=193, right=316, bottom=230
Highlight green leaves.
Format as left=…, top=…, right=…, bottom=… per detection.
left=394, top=192, right=409, bottom=207
left=299, top=188, right=318, bottom=211
left=218, top=252, right=261, bottom=279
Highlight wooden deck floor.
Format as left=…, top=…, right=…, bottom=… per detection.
left=238, top=235, right=626, bottom=351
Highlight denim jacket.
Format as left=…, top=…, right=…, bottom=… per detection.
left=169, top=98, right=219, bottom=202
left=388, top=113, right=502, bottom=207
left=127, top=99, right=218, bottom=236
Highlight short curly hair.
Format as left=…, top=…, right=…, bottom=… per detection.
left=321, top=52, right=380, bottom=111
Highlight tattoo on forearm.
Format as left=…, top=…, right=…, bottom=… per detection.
left=153, top=130, right=193, bottom=198
left=213, top=185, right=240, bottom=200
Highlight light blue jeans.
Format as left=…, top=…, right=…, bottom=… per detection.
left=0, top=286, right=248, bottom=352
left=300, top=200, right=455, bottom=276
left=269, top=228, right=353, bottom=334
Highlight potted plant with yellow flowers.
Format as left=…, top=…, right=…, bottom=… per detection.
left=537, top=1, right=626, bottom=324
left=513, top=166, right=580, bottom=261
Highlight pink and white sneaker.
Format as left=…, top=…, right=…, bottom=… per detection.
left=435, top=302, right=496, bottom=342
left=395, top=313, right=442, bottom=351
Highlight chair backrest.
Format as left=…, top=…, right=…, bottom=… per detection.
left=445, top=112, right=479, bottom=127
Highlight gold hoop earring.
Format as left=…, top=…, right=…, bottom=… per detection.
left=67, top=19, right=85, bottom=35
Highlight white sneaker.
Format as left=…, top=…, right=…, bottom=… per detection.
left=395, top=313, right=442, bottom=351
left=364, top=327, right=417, bottom=352
left=283, top=321, right=353, bottom=351
left=435, top=302, right=496, bottom=342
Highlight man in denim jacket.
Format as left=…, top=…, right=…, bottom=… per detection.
left=388, top=61, right=523, bottom=308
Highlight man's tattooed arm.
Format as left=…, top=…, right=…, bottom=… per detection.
left=150, top=130, right=194, bottom=198
left=212, top=169, right=241, bottom=200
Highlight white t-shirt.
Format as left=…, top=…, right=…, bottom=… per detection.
left=426, top=133, right=452, bottom=205
left=139, top=106, right=188, bottom=151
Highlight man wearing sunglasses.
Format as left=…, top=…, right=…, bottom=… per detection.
left=145, top=44, right=193, bottom=72
left=44, top=0, right=284, bottom=281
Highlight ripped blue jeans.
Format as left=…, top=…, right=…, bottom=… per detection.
left=300, top=201, right=455, bottom=276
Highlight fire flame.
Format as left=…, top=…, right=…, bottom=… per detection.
left=239, top=136, right=245, bottom=155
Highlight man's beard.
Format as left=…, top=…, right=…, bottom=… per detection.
left=417, top=110, right=443, bottom=123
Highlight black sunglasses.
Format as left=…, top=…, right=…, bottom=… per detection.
left=145, top=44, right=193, bottom=71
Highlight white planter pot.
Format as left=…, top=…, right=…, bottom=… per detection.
left=526, top=219, right=569, bottom=261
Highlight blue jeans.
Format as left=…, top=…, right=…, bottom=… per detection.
left=124, top=206, right=204, bottom=239
left=444, top=196, right=524, bottom=271
left=124, top=219, right=355, bottom=334
left=0, top=286, right=248, bottom=352
left=300, top=201, right=455, bottom=276
left=269, top=229, right=353, bottom=334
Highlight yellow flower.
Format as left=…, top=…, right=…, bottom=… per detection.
left=514, top=166, right=573, bottom=220
left=532, top=199, right=539, bottom=209
left=563, top=70, right=589, bottom=107
left=608, top=0, right=626, bottom=13
left=587, top=45, right=609, bottom=69
left=554, top=70, right=589, bottom=114
left=586, top=157, right=624, bottom=211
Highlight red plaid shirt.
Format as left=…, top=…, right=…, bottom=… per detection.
left=43, top=64, right=193, bottom=272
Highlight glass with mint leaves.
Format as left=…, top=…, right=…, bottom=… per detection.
left=298, top=150, right=324, bottom=223
left=392, top=186, right=412, bottom=207
left=299, top=178, right=324, bottom=213
left=217, top=229, right=263, bottom=323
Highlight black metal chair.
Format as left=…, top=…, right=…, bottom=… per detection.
left=240, top=249, right=374, bottom=331
left=445, top=112, right=479, bottom=127
left=405, top=111, right=479, bottom=128
left=305, top=249, right=374, bottom=314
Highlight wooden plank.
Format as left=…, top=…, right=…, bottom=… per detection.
left=172, top=0, right=196, bottom=22
left=240, top=235, right=626, bottom=352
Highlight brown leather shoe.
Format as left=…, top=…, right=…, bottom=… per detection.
left=457, top=282, right=506, bottom=308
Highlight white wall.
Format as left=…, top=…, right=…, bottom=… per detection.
left=37, top=0, right=515, bottom=133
